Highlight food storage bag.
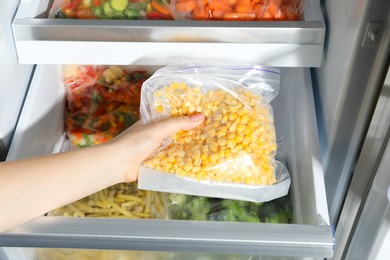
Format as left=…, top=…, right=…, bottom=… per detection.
left=48, top=0, right=173, bottom=20
left=138, top=64, right=290, bottom=202
left=171, top=0, right=304, bottom=21
left=160, top=192, right=292, bottom=222
left=62, top=65, right=149, bottom=147
left=48, top=0, right=303, bottom=21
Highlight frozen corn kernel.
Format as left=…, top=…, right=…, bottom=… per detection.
left=143, top=83, right=277, bottom=185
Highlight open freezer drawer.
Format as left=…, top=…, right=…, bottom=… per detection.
left=0, top=65, right=333, bottom=257
left=12, top=0, right=325, bottom=67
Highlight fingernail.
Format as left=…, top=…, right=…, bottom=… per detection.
left=190, top=113, right=205, bottom=122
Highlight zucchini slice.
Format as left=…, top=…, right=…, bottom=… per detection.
left=110, top=0, right=128, bottom=12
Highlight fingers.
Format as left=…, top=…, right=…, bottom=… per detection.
left=145, top=113, right=205, bottom=140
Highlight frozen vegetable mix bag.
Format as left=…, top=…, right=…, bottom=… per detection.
left=171, top=0, right=304, bottom=21
left=62, top=65, right=149, bottom=147
left=138, top=64, right=290, bottom=202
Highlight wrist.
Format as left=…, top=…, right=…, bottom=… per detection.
left=99, top=140, right=139, bottom=184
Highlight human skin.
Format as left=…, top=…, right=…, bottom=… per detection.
left=0, top=114, right=204, bottom=232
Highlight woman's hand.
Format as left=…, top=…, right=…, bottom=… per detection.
left=107, top=113, right=205, bottom=183
left=0, top=113, right=204, bottom=232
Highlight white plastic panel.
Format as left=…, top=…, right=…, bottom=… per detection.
left=0, top=0, right=33, bottom=160
left=2, top=65, right=332, bottom=257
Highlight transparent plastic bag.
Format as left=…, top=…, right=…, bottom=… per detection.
left=48, top=182, right=167, bottom=219
left=138, top=64, right=290, bottom=202
left=171, top=0, right=304, bottom=21
left=48, top=0, right=173, bottom=20
left=62, top=65, right=149, bottom=147
left=160, top=192, right=292, bottom=223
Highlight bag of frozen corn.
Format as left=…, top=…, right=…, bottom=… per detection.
left=138, top=64, right=290, bottom=202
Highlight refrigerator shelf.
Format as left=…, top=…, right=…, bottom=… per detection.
left=1, top=65, right=333, bottom=257
left=12, top=0, right=325, bottom=67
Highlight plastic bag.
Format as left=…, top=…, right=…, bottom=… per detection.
left=171, top=0, right=304, bottom=21
left=63, top=65, right=149, bottom=147
left=48, top=0, right=303, bottom=21
left=48, top=0, right=172, bottom=20
left=138, top=64, right=290, bottom=202
left=160, top=192, right=292, bottom=223
left=48, top=182, right=166, bottom=219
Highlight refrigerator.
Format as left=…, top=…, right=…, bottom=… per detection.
left=0, top=1, right=33, bottom=161
left=0, top=0, right=389, bottom=259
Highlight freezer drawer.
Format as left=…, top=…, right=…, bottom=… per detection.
left=12, top=0, right=325, bottom=67
left=1, top=65, right=333, bottom=257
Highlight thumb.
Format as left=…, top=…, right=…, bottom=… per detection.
left=144, top=113, right=205, bottom=141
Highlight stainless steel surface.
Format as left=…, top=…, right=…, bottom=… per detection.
left=312, top=0, right=390, bottom=224
left=0, top=219, right=333, bottom=257
left=3, top=66, right=333, bottom=257
left=12, top=0, right=325, bottom=66
left=13, top=20, right=324, bottom=44
left=332, top=63, right=390, bottom=259
left=362, top=22, right=384, bottom=48
left=344, top=117, right=390, bottom=259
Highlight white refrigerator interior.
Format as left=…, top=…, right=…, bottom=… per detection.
left=1, top=65, right=333, bottom=258
left=0, top=0, right=33, bottom=161
left=7, top=0, right=390, bottom=259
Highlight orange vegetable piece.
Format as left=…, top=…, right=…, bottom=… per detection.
left=266, top=0, right=282, bottom=18
left=151, top=0, right=171, bottom=16
left=253, top=3, right=264, bottom=17
left=208, top=0, right=232, bottom=12
left=258, top=10, right=274, bottom=20
left=212, top=9, right=227, bottom=19
left=76, top=8, right=96, bottom=19
left=228, top=0, right=238, bottom=6
left=235, top=0, right=255, bottom=13
left=223, top=12, right=254, bottom=21
left=92, top=0, right=102, bottom=6
left=193, top=6, right=211, bottom=20
left=176, top=0, right=197, bottom=12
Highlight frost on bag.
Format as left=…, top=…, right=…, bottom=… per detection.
left=138, top=65, right=290, bottom=202
left=63, top=65, right=149, bottom=147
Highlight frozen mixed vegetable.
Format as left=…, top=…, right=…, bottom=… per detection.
left=143, top=82, right=277, bottom=185
left=163, top=193, right=292, bottom=223
left=172, top=0, right=304, bottom=21
left=48, top=182, right=166, bottom=218
left=63, top=65, right=149, bottom=147
left=48, top=0, right=304, bottom=21
left=49, top=0, right=173, bottom=20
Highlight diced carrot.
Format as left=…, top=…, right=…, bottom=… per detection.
left=92, top=0, right=102, bottom=7
left=76, top=8, right=96, bottom=19
left=208, top=0, right=232, bottom=12
left=257, top=10, right=274, bottom=20
left=266, top=0, right=282, bottom=18
left=228, top=0, right=238, bottom=6
left=253, top=3, right=264, bottom=17
left=193, top=6, right=211, bottom=20
left=212, top=9, right=228, bottom=19
left=223, top=12, right=254, bottom=20
left=151, top=0, right=171, bottom=16
left=176, top=0, right=197, bottom=12
left=62, top=0, right=82, bottom=10
left=235, top=0, right=255, bottom=13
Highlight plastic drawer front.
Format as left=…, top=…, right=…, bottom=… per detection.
left=12, top=0, right=325, bottom=67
